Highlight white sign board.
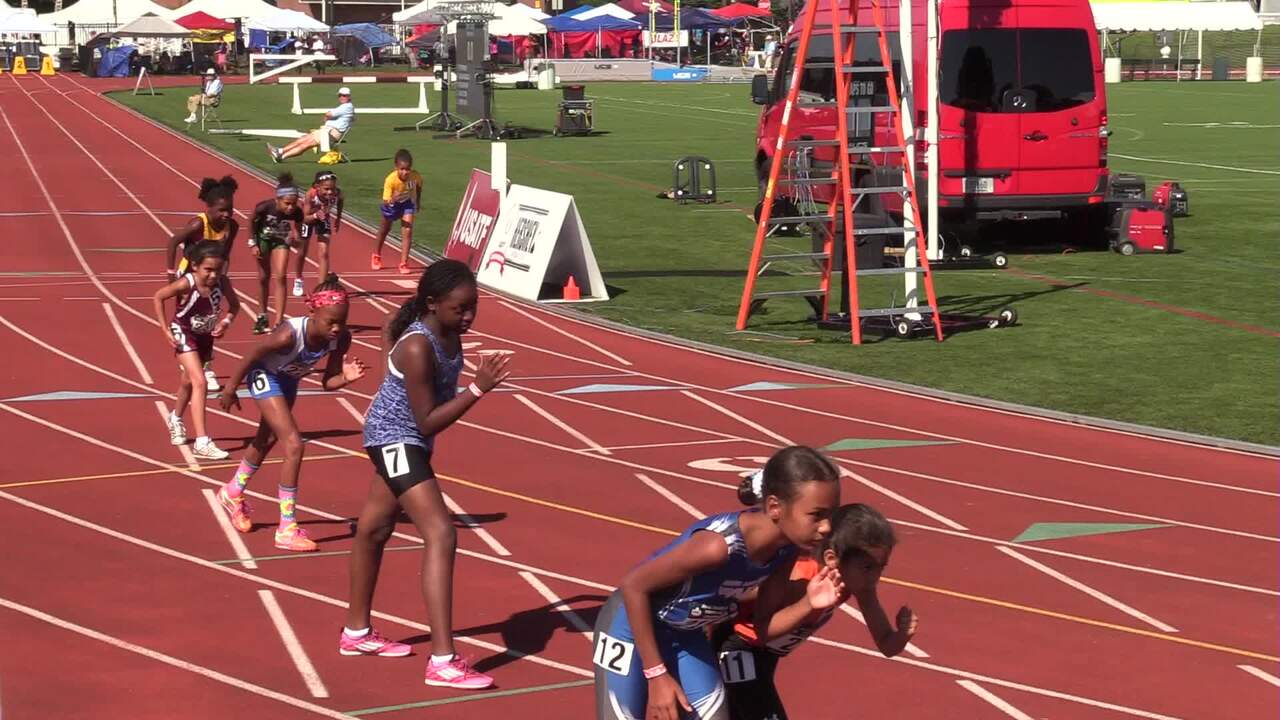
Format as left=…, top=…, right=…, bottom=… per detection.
left=644, top=30, right=689, bottom=48
left=476, top=185, right=609, bottom=303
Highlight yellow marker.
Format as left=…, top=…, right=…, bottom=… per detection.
left=12, top=56, right=28, bottom=75
left=39, top=56, right=55, bottom=76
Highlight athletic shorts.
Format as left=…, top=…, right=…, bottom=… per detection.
left=381, top=198, right=416, bottom=222
left=301, top=219, right=331, bottom=240
left=309, top=126, right=342, bottom=151
left=366, top=441, right=435, bottom=497
left=256, top=233, right=291, bottom=254
left=711, top=626, right=787, bottom=720
left=593, top=592, right=729, bottom=720
left=170, top=323, right=214, bottom=364
left=247, top=366, right=300, bottom=402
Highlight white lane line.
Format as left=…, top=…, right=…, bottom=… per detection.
left=997, top=546, right=1178, bottom=632
left=518, top=571, right=593, bottom=639
left=956, top=680, right=1037, bottom=720
left=512, top=393, right=613, bottom=455
left=154, top=399, right=199, bottom=471
left=680, top=390, right=794, bottom=446
left=836, top=604, right=929, bottom=658
left=1237, top=665, right=1280, bottom=687
left=598, top=438, right=743, bottom=452
left=200, top=488, right=256, bottom=570
left=840, top=467, right=968, bottom=531
left=442, top=492, right=511, bottom=557
left=636, top=473, right=705, bottom=519
left=102, top=302, right=154, bottom=384
left=0, top=595, right=351, bottom=719
left=335, top=396, right=365, bottom=425
left=498, top=300, right=633, bottom=366
left=512, top=373, right=637, bottom=381
left=257, top=590, right=330, bottom=698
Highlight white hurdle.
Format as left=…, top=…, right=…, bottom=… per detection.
left=279, top=76, right=434, bottom=116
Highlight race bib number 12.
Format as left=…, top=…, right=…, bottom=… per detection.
left=593, top=632, right=635, bottom=676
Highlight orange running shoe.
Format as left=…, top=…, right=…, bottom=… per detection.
left=371, top=253, right=383, bottom=271
left=274, top=523, right=318, bottom=552
left=397, top=262, right=412, bottom=275
left=216, top=486, right=252, bottom=533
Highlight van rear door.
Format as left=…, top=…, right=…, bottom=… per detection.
left=937, top=4, right=1022, bottom=198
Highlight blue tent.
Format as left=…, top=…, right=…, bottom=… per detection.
left=97, top=44, right=136, bottom=77
left=331, top=23, right=397, bottom=49
left=561, top=5, right=595, bottom=17
left=652, top=8, right=736, bottom=30
left=543, top=14, right=641, bottom=31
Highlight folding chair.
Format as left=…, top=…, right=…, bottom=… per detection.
left=314, top=123, right=352, bottom=163
left=186, top=91, right=223, bottom=132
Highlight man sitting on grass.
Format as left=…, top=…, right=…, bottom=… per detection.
left=268, top=87, right=354, bottom=163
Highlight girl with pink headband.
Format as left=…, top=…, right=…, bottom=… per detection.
left=216, top=273, right=368, bottom=552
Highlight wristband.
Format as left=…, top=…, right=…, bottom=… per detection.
left=643, top=664, right=667, bottom=680
left=467, top=382, right=484, bottom=399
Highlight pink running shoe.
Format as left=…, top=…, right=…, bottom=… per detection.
left=216, top=486, right=252, bottom=533
left=274, top=523, right=318, bottom=552
left=423, top=655, right=493, bottom=690
left=339, top=629, right=412, bottom=658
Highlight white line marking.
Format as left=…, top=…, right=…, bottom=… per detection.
left=102, top=302, right=153, bottom=384
left=680, top=390, right=794, bottom=445
left=839, top=467, right=968, bottom=531
left=498, top=300, right=633, bottom=366
left=518, top=571, right=593, bottom=638
left=0, top=595, right=351, bottom=719
left=257, top=590, right=330, bottom=698
left=836, top=604, right=929, bottom=658
left=956, top=680, right=1037, bottom=720
left=1109, top=152, right=1280, bottom=176
left=335, top=396, right=365, bottom=425
left=636, top=473, right=705, bottom=519
left=200, top=488, right=257, bottom=570
left=1237, top=665, right=1280, bottom=687
left=511, top=373, right=637, bottom=381
left=997, top=546, right=1178, bottom=632
left=442, top=492, right=511, bottom=556
left=512, top=393, right=613, bottom=455
left=153, top=400, right=199, bottom=471
left=599, top=438, right=744, bottom=452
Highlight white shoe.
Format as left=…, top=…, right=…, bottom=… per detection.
left=204, top=367, right=221, bottom=392
left=167, top=413, right=187, bottom=446
left=192, top=440, right=230, bottom=461
left=292, top=278, right=305, bottom=297
left=184, top=114, right=197, bottom=123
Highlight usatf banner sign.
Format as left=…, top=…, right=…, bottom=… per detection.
left=476, top=184, right=608, bottom=303
left=444, top=169, right=502, bottom=272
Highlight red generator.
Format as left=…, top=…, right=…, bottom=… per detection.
left=1152, top=181, right=1190, bottom=217
left=1110, top=203, right=1174, bottom=255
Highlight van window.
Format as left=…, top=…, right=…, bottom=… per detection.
left=940, top=28, right=1094, bottom=113
left=774, top=33, right=900, bottom=102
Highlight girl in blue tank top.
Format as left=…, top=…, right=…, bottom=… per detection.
left=343, top=260, right=511, bottom=690
left=593, top=447, right=844, bottom=720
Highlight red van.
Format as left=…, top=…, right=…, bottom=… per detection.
left=751, top=0, right=1109, bottom=234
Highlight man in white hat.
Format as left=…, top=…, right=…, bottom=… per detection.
left=269, top=86, right=355, bottom=162
left=184, top=68, right=223, bottom=124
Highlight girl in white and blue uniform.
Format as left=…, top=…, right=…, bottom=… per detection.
left=594, top=447, right=844, bottom=720
left=342, top=260, right=512, bottom=690
left=215, top=274, right=368, bottom=553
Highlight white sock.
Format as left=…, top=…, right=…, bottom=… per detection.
left=169, top=410, right=180, bottom=423
left=195, top=436, right=210, bottom=447
left=430, top=654, right=454, bottom=665
left=344, top=626, right=370, bottom=639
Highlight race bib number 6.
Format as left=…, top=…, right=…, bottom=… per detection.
left=249, top=370, right=271, bottom=396
left=593, top=631, right=635, bottom=676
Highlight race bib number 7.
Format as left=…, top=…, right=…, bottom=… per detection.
left=593, top=632, right=635, bottom=676
left=380, top=443, right=409, bottom=478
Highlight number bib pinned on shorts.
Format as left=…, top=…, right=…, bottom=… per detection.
left=593, top=631, right=635, bottom=677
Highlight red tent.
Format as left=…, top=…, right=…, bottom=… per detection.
left=711, top=3, right=771, bottom=18
left=175, top=11, right=235, bottom=31
left=617, top=0, right=673, bottom=14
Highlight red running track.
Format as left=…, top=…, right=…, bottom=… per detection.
left=0, top=72, right=1276, bottom=720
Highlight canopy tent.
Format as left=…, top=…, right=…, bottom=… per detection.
left=508, top=3, right=550, bottom=21
left=174, top=12, right=234, bottom=31
left=393, top=0, right=447, bottom=24
left=43, top=0, right=170, bottom=27
left=617, top=0, right=673, bottom=13
left=544, top=15, right=643, bottom=58
left=711, top=3, right=772, bottom=19
left=651, top=8, right=738, bottom=30
left=248, top=9, right=329, bottom=32
left=543, top=14, right=641, bottom=32
left=0, top=9, right=58, bottom=34
left=572, top=3, right=637, bottom=21
left=114, top=13, right=192, bottom=37
left=1091, top=1, right=1263, bottom=31
left=484, top=4, right=549, bottom=36
left=165, top=0, right=280, bottom=22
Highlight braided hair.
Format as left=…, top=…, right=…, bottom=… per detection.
left=387, top=260, right=476, bottom=342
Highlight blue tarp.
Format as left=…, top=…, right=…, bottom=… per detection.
left=97, top=45, right=135, bottom=77
left=331, top=22, right=397, bottom=49
left=248, top=28, right=268, bottom=49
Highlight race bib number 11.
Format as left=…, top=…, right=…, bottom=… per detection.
left=593, top=632, right=635, bottom=676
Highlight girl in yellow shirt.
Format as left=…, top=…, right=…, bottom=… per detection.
left=371, top=148, right=423, bottom=275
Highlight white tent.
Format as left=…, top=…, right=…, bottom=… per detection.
left=247, top=8, right=330, bottom=32
left=164, top=0, right=281, bottom=22
left=0, top=8, right=58, bottom=34
left=1091, top=1, right=1263, bottom=32
left=572, top=3, right=636, bottom=21
left=509, top=3, right=550, bottom=21
left=393, top=0, right=445, bottom=24
left=488, top=4, right=547, bottom=36
left=115, top=13, right=192, bottom=37
left=43, top=0, right=171, bottom=27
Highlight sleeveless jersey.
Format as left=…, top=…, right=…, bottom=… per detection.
left=363, top=320, right=463, bottom=451
left=253, top=199, right=303, bottom=243
left=731, top=556, right=836, bottom=656
left=255, top=317, right=336, bottom=378
left=171, top=273, right=222, bottom=336
left=198, top=212, right=230, bottom=242
left=649, top=511, right=795, bottom=631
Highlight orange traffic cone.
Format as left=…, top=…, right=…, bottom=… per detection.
left=563, top=275, right=581, bottom=301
